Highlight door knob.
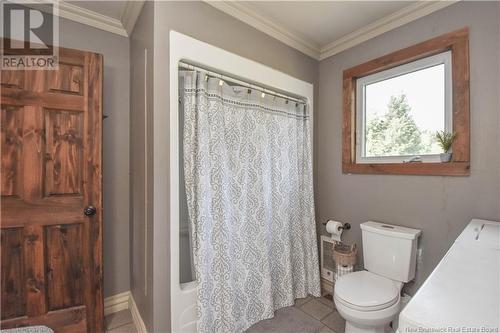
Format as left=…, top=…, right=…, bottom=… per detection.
left=84, top=205, right=97, bottom=216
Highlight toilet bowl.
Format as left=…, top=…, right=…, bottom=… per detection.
left=334, top=271, right=402, bottom=333
left=333, top=222, right=421, bottom=333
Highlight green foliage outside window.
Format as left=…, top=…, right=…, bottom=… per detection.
left=365, top=94, right=438, bottom=157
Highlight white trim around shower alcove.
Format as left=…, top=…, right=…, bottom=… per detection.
left=166, top=30, right=314, bottom=332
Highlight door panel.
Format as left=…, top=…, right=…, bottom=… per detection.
left=24, top=225, right=47, bottom=317
left=46, top=224, right=84, bottom=311
left=20, top=105, right=43, bottom=201
left=1, top=70, right=24, bottom=89
left=1, top=106, right=23, bottom=197
left=1, top=46, right=103, bottom=332
left=44, top=109, right=84, bottom=196
left=47, top=63, right=83, bottom=95
left=0, top=228, right=25, bottom=320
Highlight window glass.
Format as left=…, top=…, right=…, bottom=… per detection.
left=364, top=64, right=445, bottom=157
left=356, top=51, right=452, bottom=163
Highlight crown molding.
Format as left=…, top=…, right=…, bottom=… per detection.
left=21, top=0, right=145, bottom=38
left=319, top=1, right=460, bottom=60
left=204, top=1, right=321, bottom=60
left=19, top=0, right=458, bottom=56
left=122, top=0, right=146, bottom=36
left=57, top=0, right=126, bottom=37
left=205, top=1, right=460, bottom=61
left=26, top=0, right=127, bottom=36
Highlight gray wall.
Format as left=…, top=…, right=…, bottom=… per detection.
left=130, top=1, right=500, bottom=331
left=57, top=17, right=131, bottom=298
left=317, top=1, right=500, bottom=294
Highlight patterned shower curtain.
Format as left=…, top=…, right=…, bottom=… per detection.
left=182, top=70, right=321, bottom=333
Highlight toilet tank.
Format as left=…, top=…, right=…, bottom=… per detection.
left=361, top=221, right=422, bottom=283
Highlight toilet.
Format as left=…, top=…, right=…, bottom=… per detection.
left=334, top=221, right=421, bottom=333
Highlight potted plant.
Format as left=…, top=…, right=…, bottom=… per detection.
left=435, top=131, right=457, bottom=162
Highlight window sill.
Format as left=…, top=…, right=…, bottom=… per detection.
left=342, top=162, right=470, bottom=176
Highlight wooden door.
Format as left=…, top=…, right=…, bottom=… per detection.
left=1, top=46, right=103, bottom=332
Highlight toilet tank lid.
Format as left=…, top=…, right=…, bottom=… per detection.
left=361, top=221, right=422, bottom=240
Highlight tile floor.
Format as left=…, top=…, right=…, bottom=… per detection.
left=104, top=295, right=345, bottom=333
left=105, top=310, right=137, bottom=333
left=246, top=295, right=345, bottom=333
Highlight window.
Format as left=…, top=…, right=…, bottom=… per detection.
left=343, top=28, right=470, bottom=176
left=356, top=51, right=452, bottom=163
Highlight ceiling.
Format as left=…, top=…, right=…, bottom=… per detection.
left=206, top=1, right=458, bottom=59
left=29, top=0, right=457, bottom=60
left=240, top=1, right=413, bottom=47
left=71, top=1, right=128, bottom=21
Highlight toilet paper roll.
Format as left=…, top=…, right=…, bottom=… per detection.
left=326, top=220, right=343, bottom=242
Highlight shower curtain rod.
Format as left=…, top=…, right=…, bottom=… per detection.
left=178, top=61, right=307, bottom=105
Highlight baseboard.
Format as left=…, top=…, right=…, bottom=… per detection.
left=104, top=291, right=147, bottom=333
left=104, top=291, right=131, bottom=316
left=129, top=293, right=148, bottom=333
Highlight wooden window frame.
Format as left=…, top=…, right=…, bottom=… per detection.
left=342, top=27, right=470, bottom=176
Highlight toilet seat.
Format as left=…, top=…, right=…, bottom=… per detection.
left=334, top=271, right=400, bottom=312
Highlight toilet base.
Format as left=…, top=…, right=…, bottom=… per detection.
left=334, top=293, right=401, bottom=333
left=345, top=320, right=394, bottom=333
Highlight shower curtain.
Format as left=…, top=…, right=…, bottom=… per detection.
left=182, top=70, right=321, bottom=333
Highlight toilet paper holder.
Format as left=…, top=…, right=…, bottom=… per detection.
left=322, top=221, right=351, bottom=230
